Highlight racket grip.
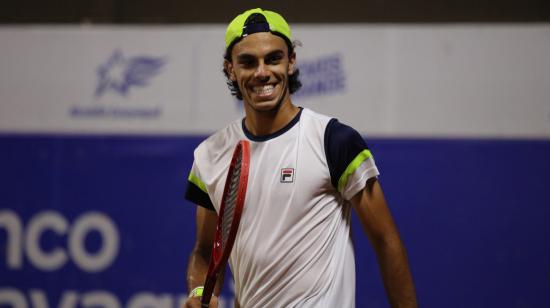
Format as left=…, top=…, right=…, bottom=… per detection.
left=201, top=274, right=217, bottom=308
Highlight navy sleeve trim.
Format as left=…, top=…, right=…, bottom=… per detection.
left=185, top=182, right=215, bottom=211
left=324, top=118, right=370, bottom=189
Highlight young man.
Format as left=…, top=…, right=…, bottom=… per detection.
left=184, top=8, right=417, bottom=308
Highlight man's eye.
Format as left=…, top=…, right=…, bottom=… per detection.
left=266, top=55, right=282, bottom=64
left=238, top=58, right=255, bottom=67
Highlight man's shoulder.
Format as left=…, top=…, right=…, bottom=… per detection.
left=300, top=108, right=334, bottom=131
left=195, top=118, right=242, bottom=157
left=299, top=108, right=366, bottom=144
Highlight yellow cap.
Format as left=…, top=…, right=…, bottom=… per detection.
left=225, top=8, right=292, bottom=49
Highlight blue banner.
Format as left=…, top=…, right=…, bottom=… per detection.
left=1, top=135, right=549, bottom=307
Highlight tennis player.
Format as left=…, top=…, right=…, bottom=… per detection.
left=184, top=8, right=417, bottom=307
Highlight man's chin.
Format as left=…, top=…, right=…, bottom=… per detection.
left=246, top=96, right=283, bottom=113
left=250, top=102, right=279, bottom=113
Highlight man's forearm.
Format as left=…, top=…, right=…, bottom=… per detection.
left=187, top=246, right=225, bottom=295
left=375, top=238, right=417, bottom=307
left=187, top=246, right=211, bottom=292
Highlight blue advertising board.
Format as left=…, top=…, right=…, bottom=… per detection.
left=1, top=134, right=549, bottom=307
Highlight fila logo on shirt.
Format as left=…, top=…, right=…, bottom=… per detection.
left=280, top=168, right=295, bottom=183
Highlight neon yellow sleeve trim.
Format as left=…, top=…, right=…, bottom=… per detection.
left=337, top=149, right=373, bottom=192
left=188, top=173, right=207, bottom=194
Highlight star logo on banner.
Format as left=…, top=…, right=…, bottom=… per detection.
left=95, top=50, right=166, bottom=98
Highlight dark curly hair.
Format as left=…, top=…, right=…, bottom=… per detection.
left=222, top=33, right=302, bottom=100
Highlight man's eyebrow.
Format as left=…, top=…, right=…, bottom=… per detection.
left=236, top=53, right=255, bottom=62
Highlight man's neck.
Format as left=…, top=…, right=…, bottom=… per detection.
left=243, top=101, right=300, bottom=137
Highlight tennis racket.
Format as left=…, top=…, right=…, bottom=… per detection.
left=201, top=140, right=250, bottom=307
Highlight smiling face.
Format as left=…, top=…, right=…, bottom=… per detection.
left=225, top=32, right=296, bottom=114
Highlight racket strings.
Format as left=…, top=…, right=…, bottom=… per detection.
left=221, top=151, right=242, bottom=247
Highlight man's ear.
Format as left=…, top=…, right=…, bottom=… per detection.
left=288, top=52, right=297, bottom=75
left=224, top=60, right=236, bottom=81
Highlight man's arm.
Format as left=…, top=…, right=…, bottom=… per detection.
left=184, top=206, right=222, bottom=308
left=350, top=178, right=418, bottom=308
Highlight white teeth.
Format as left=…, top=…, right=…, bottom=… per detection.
left=254, top=85, right=274, bottom=95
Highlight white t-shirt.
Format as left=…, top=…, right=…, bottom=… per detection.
left=186, top=108, right=379, bottom=307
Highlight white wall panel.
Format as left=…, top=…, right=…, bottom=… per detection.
left=1, top=25, right=549, bottom=137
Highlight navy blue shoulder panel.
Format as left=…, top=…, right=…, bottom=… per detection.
left=185, top=182, right=215, bottom=211
left=324, top=119, right=369, bottom=189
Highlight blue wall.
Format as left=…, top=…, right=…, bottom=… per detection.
left=1, top=135, right=549, bottom=307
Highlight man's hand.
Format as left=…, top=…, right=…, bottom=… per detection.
left=183, top=295, right=219, bottom=308
left=186, top=208, right=223, bottom=308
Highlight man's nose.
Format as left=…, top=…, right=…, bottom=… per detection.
left=254, top=62, right=269, bottom=79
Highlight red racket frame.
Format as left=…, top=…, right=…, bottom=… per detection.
left=201, top=140, right=250, bottom=307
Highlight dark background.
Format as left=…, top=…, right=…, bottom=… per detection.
left=1, top=0, right=549, bottom=24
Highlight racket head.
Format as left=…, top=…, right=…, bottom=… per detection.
left=201, top=139, right=250, bottom=306
left=213, top=139, right=249, bottom=266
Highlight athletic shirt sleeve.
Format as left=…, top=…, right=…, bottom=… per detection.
left=184, top=162, right=215, bottom=211
left=324, top=118, right=380, bottom=201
